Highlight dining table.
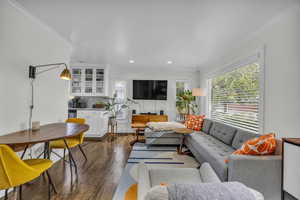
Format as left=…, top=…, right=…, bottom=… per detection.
left=0, top=122, right=89, bottom=179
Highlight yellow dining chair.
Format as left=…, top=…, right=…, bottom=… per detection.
left=0, top=144, right=57, bottom=200
left=49, top=118, right=87, bottom=161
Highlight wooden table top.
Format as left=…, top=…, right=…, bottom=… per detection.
left=283, top=138, right=300, bottom=146
left=0, top=123, right=89, bottom=145
left=174, top=128, right=193, bottom=134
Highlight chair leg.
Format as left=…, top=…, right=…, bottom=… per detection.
left=78, top=145, right=88, bottom=161
left=69, top=154, right=73, bottom=181
left=63, top=139, right=78, bottom=178
left=4, top=189, right=8, bottom=200
left=19, top=185, right=22, bottom=200
left=46, top=170, right=57, bottom=200
left=63, top=149, right=66, bottom=160
left=47, top=177, right=51, bottom=200
left=21, top=145, right=29, bottom=159
left=49, top=149, right=52, bottom=160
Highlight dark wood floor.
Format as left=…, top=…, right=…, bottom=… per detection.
left=5, top=135, right=135, bottom=200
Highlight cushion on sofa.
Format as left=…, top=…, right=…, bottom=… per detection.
left=184, top=115, right=205, bottom=131
left=185, top=132, right=235, bottom=180
left=149, top=168, right=202, bottom=186
left=232, top=129, right=259, bottom=149
left=232, top=133, right=277, bottom=156
left=209, top=122, right=237, bottom=145
left=202, top=119, right=213, bottom=134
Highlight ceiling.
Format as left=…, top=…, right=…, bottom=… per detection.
left=16, top=0, right=298, bottom=70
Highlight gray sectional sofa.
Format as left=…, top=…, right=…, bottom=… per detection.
left=185, top=119, right=282, bottom=200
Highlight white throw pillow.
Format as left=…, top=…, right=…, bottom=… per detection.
left=144, top=185, right=168, bottom=200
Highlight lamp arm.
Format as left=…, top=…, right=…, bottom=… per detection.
left=33, top=62, right=67, bottom=68
left=36, top=65, right=61, bottom=75
left=29, top=63, right=68, bottom=79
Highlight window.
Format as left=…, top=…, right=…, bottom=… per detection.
left=209, top=63, right=262, bottom=133
left=176, top=80, right=190, bottom=120
left=176, top=80, right=189, bottom=95
left=114, top=81, right=127, bottom=120
left=114, top=81, right=127, bottom=102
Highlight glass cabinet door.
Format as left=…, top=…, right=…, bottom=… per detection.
left=84, top=68, right=94, bottom=95
left=95, top=69, right=105, bottom=94
left=71, top=68, right=82, bottom=94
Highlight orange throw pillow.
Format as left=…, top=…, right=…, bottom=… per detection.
left=225, top=133, right=276, bottom=163
left=233, top=133, right=277, bottom=156
left=184, top=115, right=205, bottom=131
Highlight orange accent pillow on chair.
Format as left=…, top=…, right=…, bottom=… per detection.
left=184, top=115, right=205, bottom=131
left=233, top=133, right=277, bottom=156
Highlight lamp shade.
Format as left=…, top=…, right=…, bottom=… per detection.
left=192, top=88, right=205, bottom=96
left=60, top=68, right=72, bottom=80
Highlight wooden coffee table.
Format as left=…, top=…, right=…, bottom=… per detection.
left=174, top=128, right=193, bottom=154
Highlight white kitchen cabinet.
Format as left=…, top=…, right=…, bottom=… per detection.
left=77, top=110, right=108, bottom=138
left=70, top=68, right=83, bottom=96
left=70, top=64, right=108, bottom=96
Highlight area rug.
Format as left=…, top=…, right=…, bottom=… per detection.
left=112, top=143, right=199, bottom=200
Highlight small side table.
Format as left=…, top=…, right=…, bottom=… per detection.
left=130, top=123, right=146, bottom=146
left=174, top=128, right=193, bottom=154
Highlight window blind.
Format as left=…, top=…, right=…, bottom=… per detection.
left=210, top=63, right=260, bottom=133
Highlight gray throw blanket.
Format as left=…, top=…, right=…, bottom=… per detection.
left=167, top=182, right=256, bottom=200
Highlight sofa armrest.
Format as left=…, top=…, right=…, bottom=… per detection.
left=228, top=154, right=282, bottom=200
left=138, top=163, right=152, bottom=200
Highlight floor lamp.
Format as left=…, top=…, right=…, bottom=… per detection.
left=192, top=88, right=205, bottom=114
left=28, top=63, right=71, bottom=131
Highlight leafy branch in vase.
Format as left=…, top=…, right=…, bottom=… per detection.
left=104, top=94, right=137, bottom=119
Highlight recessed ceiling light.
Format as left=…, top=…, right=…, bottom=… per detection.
left=129, top=60, right=135, bottom=64
left=167, top=61, right=173, bottom=64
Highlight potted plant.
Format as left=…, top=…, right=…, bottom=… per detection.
left=104, top=94, right=137, bottom=126
left=176, top=90, right=198, bottom=120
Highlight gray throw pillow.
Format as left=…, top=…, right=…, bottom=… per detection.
left=202, top=119, right=213, bottom=134
left=231, top=129, right=259, bottom=149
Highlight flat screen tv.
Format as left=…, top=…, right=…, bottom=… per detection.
left=133, top=80, right=168, bottom=100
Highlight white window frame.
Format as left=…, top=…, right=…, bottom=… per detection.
left=206, top=48, right=265, bottom=134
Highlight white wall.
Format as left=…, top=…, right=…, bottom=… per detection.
left=0, top=0, right=72, bottom=134
left=199, top=5, right=300, bottom=138
left=109, top=67, right=200, bottom=121
left=0, top=0, right=72, bottom=198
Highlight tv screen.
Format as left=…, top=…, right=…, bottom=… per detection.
left=133, top=80, right=168, bottom=100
